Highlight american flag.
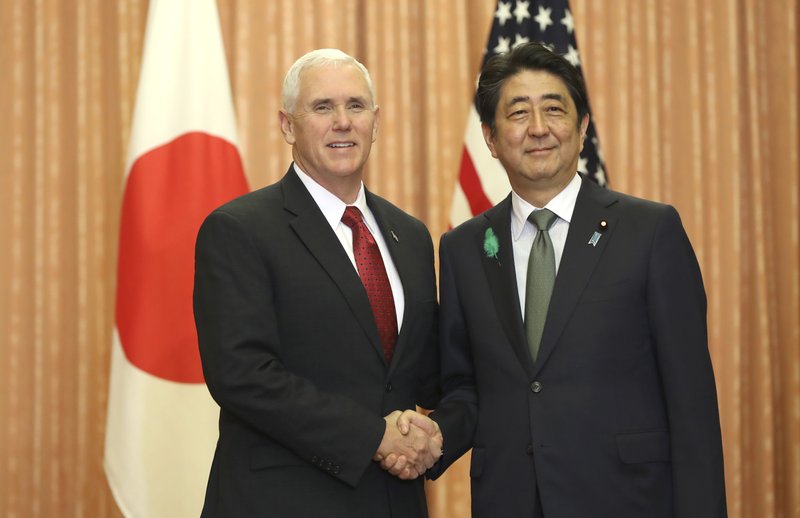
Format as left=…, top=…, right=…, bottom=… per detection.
left=449, top=0, right=607, bottom=226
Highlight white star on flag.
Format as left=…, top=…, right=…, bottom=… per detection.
left=514, top=34, right=531, bottom=48
left=495, top=36, right=512, bottom=55
left=496, top=1, right=513, bottom=26
left=593, top=136, right=605, bottom=164
left=534, top=6, right=553, bottom=32
left=595, top=165, right=607, bottom=186
left=578, top=156, right=588, bottom=173
left=514, top=1, right=531, bottom=25
left=564, top=44, right=580, bottom=66
left=561, top=9, right=574, bottom=33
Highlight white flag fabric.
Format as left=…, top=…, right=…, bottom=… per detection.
left=104, top=0, right=249, bottom=516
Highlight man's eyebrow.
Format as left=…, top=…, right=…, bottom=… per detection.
left=541, top=93, right=566, bottom=103
left=505, top=95, right=531, bottom=107
left=309, top=97, right=333, bottom=106
left=309, top=96, right=370, bottom=105
left=505, top=93, right=565, bottom=108
left=346, top=96, right=370, bottom=105
left=506, top=92, right=567, bottom=104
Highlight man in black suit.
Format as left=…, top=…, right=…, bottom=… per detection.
left=390, top=42, right=727, bottom=517
left=193, top=48, right=442, bottom=517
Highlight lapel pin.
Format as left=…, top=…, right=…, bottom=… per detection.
left=390, top=230, right=399, bottom=243
left=588, top=220, right=608, bottom=247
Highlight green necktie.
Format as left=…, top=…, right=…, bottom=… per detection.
left=525, top=209, right=557, bottom=362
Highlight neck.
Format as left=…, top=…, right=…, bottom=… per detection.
left=514, top=180, right=569, bottom=208
left=324, top=180, right=361, bottom=204
left=293, top=160, right=362, bottom=204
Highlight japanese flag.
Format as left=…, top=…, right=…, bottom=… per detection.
left=104, top=0, right=248, bottom=516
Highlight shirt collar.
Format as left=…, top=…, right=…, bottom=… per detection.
left=511, top=173, right=582, bottom=240
left=293, top=163, right=373, bottom=233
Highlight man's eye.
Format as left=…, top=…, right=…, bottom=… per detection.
left=314, top=105, right=333, bottom=113
left=348, top=103, right=365, bottom=112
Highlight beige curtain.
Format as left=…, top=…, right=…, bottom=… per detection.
left=1, top=0, right=798, bottom=516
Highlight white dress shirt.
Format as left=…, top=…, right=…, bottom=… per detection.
left=511, top=173, right=582, bottom=316
left=294, top=164, right=405, bottom=330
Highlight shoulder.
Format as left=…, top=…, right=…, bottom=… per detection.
left=203, top=182, right=286, bottom=230
left=578, top=184, right=694, bottom=258
left=215, top=183, right=280, bottom=215
left=614, top=190, right=673, bottom=214
left=195, top=184, right=287, bottom=251
left=367, top=191, right=430, bottom=236
left=448, top=212, right=490, bottom=236
left=580, top=181, right=682, bottom=231
left=443, top=196, right=510, bottom=245
left=611, top=190, right=684, bottom=233
left=582, top=179, right=674, bottom=215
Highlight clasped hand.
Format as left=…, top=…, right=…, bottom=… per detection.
left=374, top=410, right=442, bottom=480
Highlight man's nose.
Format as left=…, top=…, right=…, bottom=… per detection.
left=332, top=106, right=352, bottom=130
left=528, top=110, right=549, bottom=136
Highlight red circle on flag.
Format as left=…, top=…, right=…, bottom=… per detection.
left=116, top=132, right=248, bottom=383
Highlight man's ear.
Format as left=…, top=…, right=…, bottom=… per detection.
left=279, top=109, right=296, bottom=145
left=579, top=114, right=589, bottom=147
left=482, top=123, right=498, bottom=159
left=371, top=106, right=380, bottom=142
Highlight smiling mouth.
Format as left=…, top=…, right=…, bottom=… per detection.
left=328, top=142, right=355, bottom=149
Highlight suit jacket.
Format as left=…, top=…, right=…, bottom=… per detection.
left=430, top=178, right=726, bottom=518
left=193, top=166, right=440, bottom=517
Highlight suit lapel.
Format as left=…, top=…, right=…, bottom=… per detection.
left=281, top=169, right=386, bottom=364
left=533, top=178, right=620, bottom=375
left=480, top=196, right=535, bottom=373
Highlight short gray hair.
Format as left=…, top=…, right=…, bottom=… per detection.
left=282, top=48, right=375, bottom=112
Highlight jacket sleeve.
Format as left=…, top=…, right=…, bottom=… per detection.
left=427, top=231, right=478, bottom=479
left=647, top=206, right=727, bottom=516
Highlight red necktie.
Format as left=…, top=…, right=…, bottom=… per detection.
left=341, top=206, right=398, bottom=363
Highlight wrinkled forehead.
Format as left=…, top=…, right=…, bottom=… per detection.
left=297, top=64, right=374, bottom=105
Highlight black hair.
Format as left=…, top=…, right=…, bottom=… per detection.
left=476, top=42, right=588, bottom=134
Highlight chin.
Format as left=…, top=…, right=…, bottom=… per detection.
left=327, top=166, right=363, bottom=179
left=519, top=171, right=557, bottom=183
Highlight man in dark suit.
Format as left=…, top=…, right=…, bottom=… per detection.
left=193, top=48, right=442, bottom=517
left=391, top=42, right=727, bottom=517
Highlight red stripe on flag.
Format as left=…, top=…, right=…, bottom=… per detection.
left=458, top=147, right=493, bottom=216
left=116, top=131, right=248, bottom=383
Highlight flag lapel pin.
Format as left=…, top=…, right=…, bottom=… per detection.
left=588, top=220, right=608, bottom=247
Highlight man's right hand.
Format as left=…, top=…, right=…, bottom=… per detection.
left=374, top=410, right=443, bottom=480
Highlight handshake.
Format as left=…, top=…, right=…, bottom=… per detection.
left=374, top=410, right=443, bottom=480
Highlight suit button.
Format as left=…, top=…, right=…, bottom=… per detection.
left=526, top=443, right=533, bottom=455
left=311, top=455, right=319, bottom=464
left=385, top=383, right=393, bottom=392
left=333, top=465, right=341, bottom=475
left=530, top=381, right=543, bottom=393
